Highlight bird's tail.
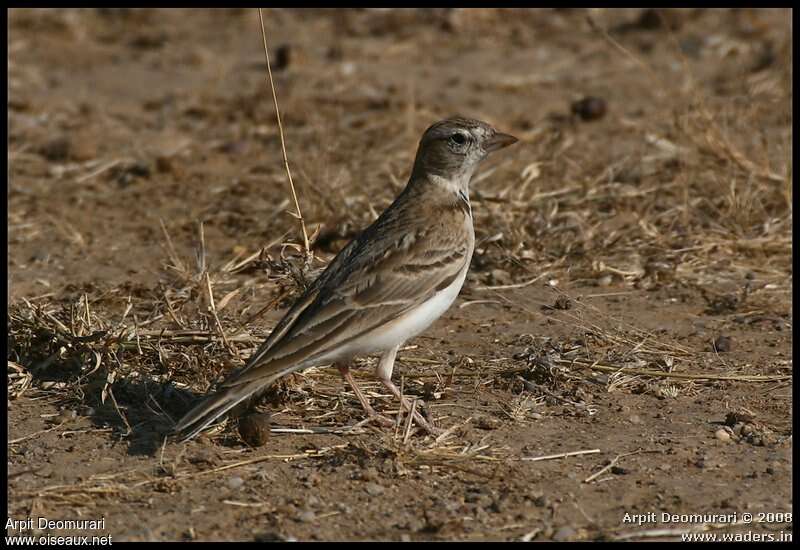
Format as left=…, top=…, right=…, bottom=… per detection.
left=173, top=371, right=288, bottom=442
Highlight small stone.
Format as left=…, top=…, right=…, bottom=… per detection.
left=552, top=526, right=577, bottom=542
left=712, top=335, right=733, bottom=353
left=296, top=510, right=315, bottom=523
left=715, top=428, right=731, bottom=442
left=490, top=269, right=512, bottom=285
left=273, top=44, right=291, bottom=71
left=571, top=96, right=607, bottom=121
left=364, top=482, right=384, bottom=497
left=629, top=414, right=642, bottom=425
left=326, top=45, right=343, bottom=61
left=155, top=156, right=174, bottom=173
left=69, top=133, right=98, bottom=161
left=635, top=8, right=682, bottom=31
left=399, top=534, right=411, bottom=542
left=112, top=161, right=151, bottom=187
left=39, top=137, right=71, bottom=162
left=597, top=274, right=614, bottom=287
left=533, top=495, right=550, bottom=508
left=227, top=476, right=244, bottom=490
left=238, top=413, right=271, bottom=447
left=475, top=415, right=501, bottom=430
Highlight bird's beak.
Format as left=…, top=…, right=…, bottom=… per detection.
left=485, top=132, right=518, bottom=152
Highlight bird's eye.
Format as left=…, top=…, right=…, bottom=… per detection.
left=450, top=133, right=467, bottom=146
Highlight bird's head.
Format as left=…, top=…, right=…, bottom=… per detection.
left=411, top=117, right=517, bottom=189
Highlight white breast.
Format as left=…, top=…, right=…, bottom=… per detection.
left=315, top=259, right=471, bottom=364
left=314, top=216, right=475, bottom=364
left=363, top=263, right=469, bottom=353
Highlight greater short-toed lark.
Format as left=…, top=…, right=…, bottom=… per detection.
left=175, top=117, right=517, bottom=440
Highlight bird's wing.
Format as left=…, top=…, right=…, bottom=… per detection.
left=224, top=201, right=471, bottom=388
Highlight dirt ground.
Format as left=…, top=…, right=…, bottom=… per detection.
left=7, top=8, right=793, bottom=542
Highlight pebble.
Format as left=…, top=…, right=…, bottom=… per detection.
left=474, top=415, right=501, bottom=430
left=571, top=96, right=607, bottom=121
left=273, top=44, right=291, bottom=71
left=490, top=268, right=512, bottom=286
left=69, top=133, right=99, bottom=161
left=39, top=137, right=72, bottom=162
left=636, top=8, right=682, bottom=31
left=629, top=414, right=642, bottom=425
left=715, top=428, right=731, bottom=442
left=227, top=475, right=244, bottom=490
left=552, top=526, right=577, bottom=542
left=364, top=482, right=384, bottom=497
left=533, top=495, right=550, bottom=508
left=296, top=510, right=315, bottom=523
left=597, top=274, right=614, bottom=287
left=238, top=413, right=271, bottom=447
left=712, top=335, right=733, bottom=353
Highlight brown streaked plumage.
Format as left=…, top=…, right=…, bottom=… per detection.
left=175, top=117, right=517, bottom=440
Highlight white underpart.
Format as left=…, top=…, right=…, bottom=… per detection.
left=363, top=261, right=469, bottom=352
left=312, top=253, right=472, bottom=367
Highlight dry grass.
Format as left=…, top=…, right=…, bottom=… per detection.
left=7, top=2, right=792, bottom=465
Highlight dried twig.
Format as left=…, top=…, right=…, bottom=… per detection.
left=520, top=449, right=601, bottom=462
left=257, top=7, right=310, bottom=256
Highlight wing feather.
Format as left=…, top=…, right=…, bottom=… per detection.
left=224, top=189, right=473, bottom=388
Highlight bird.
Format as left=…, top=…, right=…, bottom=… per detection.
left=175, top=116, right=517, bottom=441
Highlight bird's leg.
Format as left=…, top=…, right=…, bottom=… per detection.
left=375, top=346, right=441, bottom=435
left=335, top=362, right=394, bottom=427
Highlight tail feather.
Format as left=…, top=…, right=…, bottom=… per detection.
left=174, top=373, right=285, bottom=441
